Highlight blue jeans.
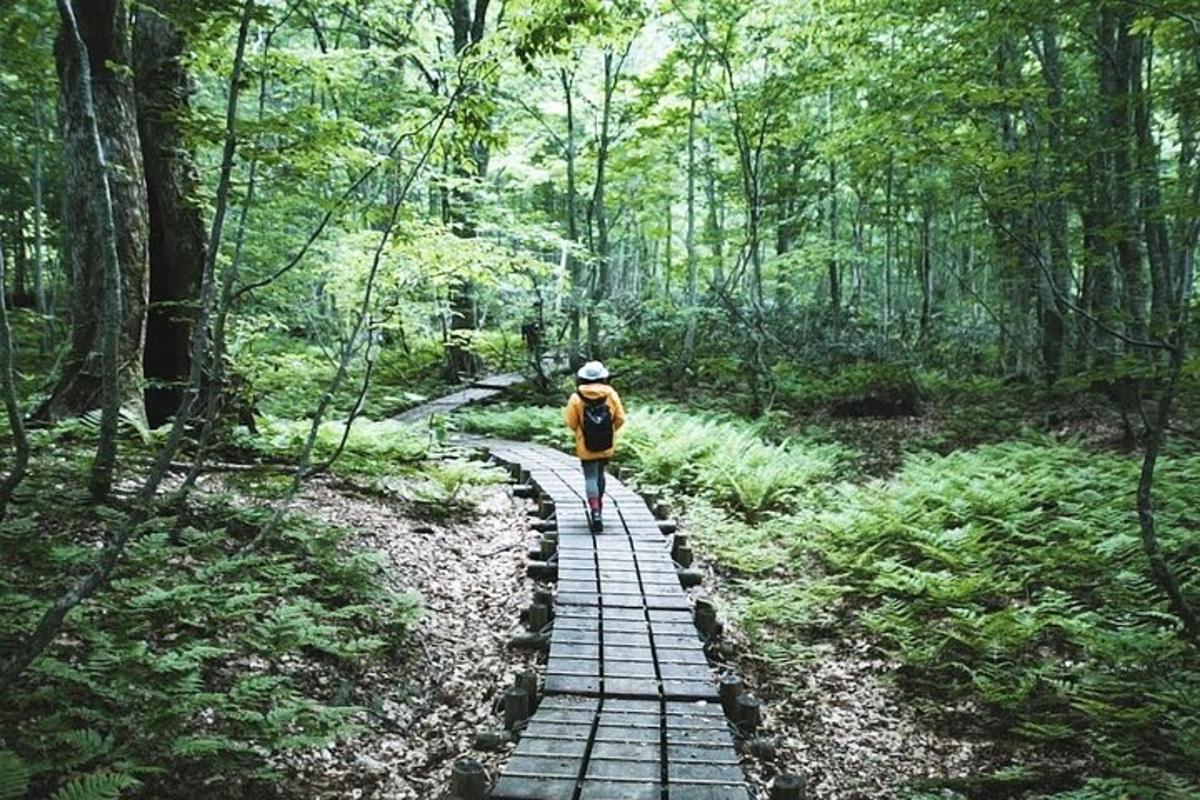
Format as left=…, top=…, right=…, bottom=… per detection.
left=582, top=459, right=608, bottom=508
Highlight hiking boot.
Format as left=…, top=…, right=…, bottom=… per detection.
left=590, top=511, right=604, bottom=532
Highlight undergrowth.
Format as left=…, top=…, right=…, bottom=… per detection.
left=456, top=403, right=855, bottom=520
left=458, top=403, right=1200, bottom=797
left=0, top=429, right=426, bottom=799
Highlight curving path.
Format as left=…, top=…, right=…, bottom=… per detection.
left=400, top=374, right=751, bottom=799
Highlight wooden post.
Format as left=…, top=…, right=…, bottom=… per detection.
left=737, top=694, right=762, bottom=733
left=675, top=544, right=694, bottom=568
left=512, top=484, right=536, bottom=498
left=527, top=602, right=550, bottom=631
left=771, top=774, right=807, bottom=800
left=538, top=498, right=556, bottom=518
left=677, top=567, right=703, bottom=588
left=450, top=760, right=487, bottom=800
left=516, top=670, right=538, bottom=710
left=504, top=685, right=530, bottom=729
left=507, top=631, right=550, bottom=650
left=539, top=534, right=557, bottom=559
left=695, top=596, right=718, bottom=638
left=527, top=561, right=558, bottom=581
left=534, top=588, right=554, bottom=614
left=671, top=533, right=689, bottom=559
left=658, top=519, right=678, bottom=534
left=532, top=519, right=558, bottom=533
left=719, top=673, right=742, bottom=719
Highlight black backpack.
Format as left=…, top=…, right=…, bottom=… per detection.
left=579, top=392, right=614, bottom=451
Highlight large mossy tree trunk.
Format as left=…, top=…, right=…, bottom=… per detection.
left=134, top=1, right=206, bottom=427
left=43, top=0, right=149, bottom=425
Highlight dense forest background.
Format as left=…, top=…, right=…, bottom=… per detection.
left=0, top=0, right=1197, bottom=798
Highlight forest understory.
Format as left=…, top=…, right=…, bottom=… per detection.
left=3, top=0, right=1199, bottom=798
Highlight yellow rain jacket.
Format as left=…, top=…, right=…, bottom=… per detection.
left=564, top=383, right=626, bottom=460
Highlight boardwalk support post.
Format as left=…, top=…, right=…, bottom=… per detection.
left=449, top=760, right=487, bottom=800
left=507, top=631, right=550, bottom=650
left=739, top=735, right=778, bottom=761
left=677, top=567, right=703, bottom=588
left=737, top=694, right=762, bottom=733
left=512, top=483, right=536, bottom=499
left=527, top=602, right=550, bottom=631
left=658, top=519, right=678, bottom=534
left=695, top=596, right=719, bottom=638
left=474, top=728, right=514, bottom=750
left=527, top=561, right=558, bottom=581
left=516, top=670, right=539, bottom=711
left=719, top=673, right=743, bottom=718
left=504, top=685, right=531, bottom=729
left=533, top=588, right=554, bottom=616
left=771, top=774, right=807, bottom=800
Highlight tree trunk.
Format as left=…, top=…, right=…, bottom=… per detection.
left=919, top=196, right=933, bottom=347
left=1098, top=5, right=1147, bottom=346
left=561, top=68, right=582, bottom=369
left=11, top=209, right=28, bottom=302
left=444, top=0, right=489, bottom=382
left=587, top=48, right=617, bottom=358
left=0, top=242, right=30, bottom=519
left=1038, top=23, right=1070, bottom=382
left=43, top=0, right=149, bottom=426
left=32, top=104, right=48, bottom=320
left=135, top=0, right=207, bottom=427
left=683, top=59, right=699, bottom=362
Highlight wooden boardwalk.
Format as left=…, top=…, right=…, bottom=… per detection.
left=482, top=442, right=749, bottom=800
left=398, top=374, right=751, bottom=799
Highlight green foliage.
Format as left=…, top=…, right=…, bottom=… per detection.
left=1, top=478, right=421, bottom=797
left=0, top=751, right=30, bottom=800
left=235, top=415, right=431, bottom=477
left=458, top=402, right=855, bottom=519
left=376, top=458, right=507, bottom=519
left=462, top=399, right=1199, bottom=792
left=741, top=438, right=1200, bottom=794
left=47, top=771, right=139, bottom=800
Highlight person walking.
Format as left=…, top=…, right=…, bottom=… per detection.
left=564, top=361, right=626, bottom=532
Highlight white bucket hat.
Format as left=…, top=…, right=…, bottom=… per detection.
left=577, top=361, right=609, bottom=381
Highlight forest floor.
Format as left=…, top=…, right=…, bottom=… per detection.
left=197, top=474, right=536, bottom=800
left=700, top=565, right=1028, bottom=799
left=239, top=463, right=1011, bottom=799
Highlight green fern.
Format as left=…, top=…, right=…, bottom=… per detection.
left=0, top=750, right=30, bottom=800
left=48, top=771, right=139, bottom=800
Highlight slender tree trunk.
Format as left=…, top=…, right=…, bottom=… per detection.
left=1038, top=23, right=1071, bottom=381
left=704, top=137, right=725, bottom=291
left=587, top=48, right=618, bottom=357
left=919, top=196, right=933, bottom=347
left=1134, top=39, right=1172, bottom=340
left=826, top=87, right=839, bottom=316
left=135, top=0, right=208, bottom=427
left=11, top=209, right=28, bottom=302
left=683, top=59, right=699, bottom=362
left=561, top=67, right=582, bottom=368
left=884, top=155, right=894, bottom=331
left=444, top=0, right=490, bottom=381
left=32, top=105, right=48, bottom=320
left=44, top=0, right=149, bottom=438
left=0, top=242, right=30, bottom=519
left=1099, top=5, right=1147, bottom=346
